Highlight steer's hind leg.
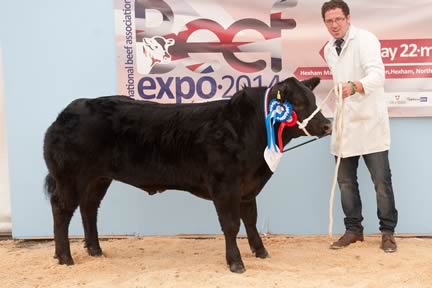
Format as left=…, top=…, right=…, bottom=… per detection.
left=212, top=185, right=245, bottom=273
left=50, top=184, right=79, bottom=265
left=240, top=199, right=269, bottom=259
left=80, top=178, right=112, bottom=257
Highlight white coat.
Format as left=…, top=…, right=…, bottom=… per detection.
left=324, top=25, right=390, bottom=158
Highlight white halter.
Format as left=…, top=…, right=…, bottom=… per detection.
left=297, top=85, right=335, bottom=137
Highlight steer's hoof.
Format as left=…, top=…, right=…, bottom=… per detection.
left=55, top=253, right=74, bottom=265
left=255, top=248, right=270, bottom=259
left=229, top=262, right=246, bottom=273
left=87, top=246, right=103, bottom=257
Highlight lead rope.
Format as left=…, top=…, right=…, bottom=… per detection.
left=328, top=83, right=345, bottom=241
left=282, top=83, right=345, bottom=240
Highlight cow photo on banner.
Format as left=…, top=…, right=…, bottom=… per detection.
left=114, top=0, right=432, bottom=117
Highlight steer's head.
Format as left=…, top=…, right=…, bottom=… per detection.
left=269, top=77, right=332, bottom=141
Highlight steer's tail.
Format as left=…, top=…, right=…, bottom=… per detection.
left=44, top=173, right=56, bottom=198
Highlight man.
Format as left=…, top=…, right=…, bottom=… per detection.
left=321, top=0, right=398, bottom=252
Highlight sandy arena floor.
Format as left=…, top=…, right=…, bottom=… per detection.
left=1, top=235, right=432, bottom=288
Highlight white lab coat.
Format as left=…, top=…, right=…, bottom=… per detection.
left=324, top=25, right=390, bottom=157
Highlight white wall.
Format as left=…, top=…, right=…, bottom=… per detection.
left=0, top=47, right=11, bottom=234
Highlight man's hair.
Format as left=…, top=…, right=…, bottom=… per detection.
left=321, top=0, right=350, bottom=20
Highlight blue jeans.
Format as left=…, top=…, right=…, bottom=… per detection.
left=337, top=150, right=398, bottom=234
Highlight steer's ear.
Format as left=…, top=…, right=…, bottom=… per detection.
left=301, top=77, right=321, bottom=91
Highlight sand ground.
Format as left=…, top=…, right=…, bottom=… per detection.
left=1, top=234, right=431, bottom=288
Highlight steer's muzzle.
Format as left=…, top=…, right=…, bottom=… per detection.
left=307, top=117, right=332, bottom=137
left=322, top=122, right=332, bottom=136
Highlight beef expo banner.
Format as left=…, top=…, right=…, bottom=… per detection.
left=114, top=0, right=432, bottom=117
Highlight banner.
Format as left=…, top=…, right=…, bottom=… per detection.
left=114, top=0, right=432, bottom=117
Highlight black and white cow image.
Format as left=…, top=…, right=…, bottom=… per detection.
left=137, top=36, right=175, bottom=74
left=43, top=77, right=331, bottom=273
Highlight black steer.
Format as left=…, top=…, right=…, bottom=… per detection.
left=43, top=76, right=331, bottom=273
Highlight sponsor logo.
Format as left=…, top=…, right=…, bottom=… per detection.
left=390, top=94, right=405, bottom=105
left=407, top=97, right=424, bottom=102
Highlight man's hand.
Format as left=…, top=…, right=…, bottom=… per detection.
left=340, top=83, right=353, bottom=98
left=340, top=81, right=364, bottom=98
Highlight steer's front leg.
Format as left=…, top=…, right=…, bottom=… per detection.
left=212, top=187, right=244, bottom=273
left=240, top=198, right=270, bottom=259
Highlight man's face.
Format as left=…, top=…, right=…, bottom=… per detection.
left=324, top=8, right=350, bottom=39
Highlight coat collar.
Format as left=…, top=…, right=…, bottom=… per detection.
left=330, top=25, right=357, bottom=46
left=329, top=25, right=358, bottom=56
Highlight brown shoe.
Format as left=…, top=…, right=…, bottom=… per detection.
left=381, top=233, right=397, bottom=253
left=330, top=232, right=364, bottom=249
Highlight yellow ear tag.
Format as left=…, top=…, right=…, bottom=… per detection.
left=277, top=91, right=281, bottom=100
